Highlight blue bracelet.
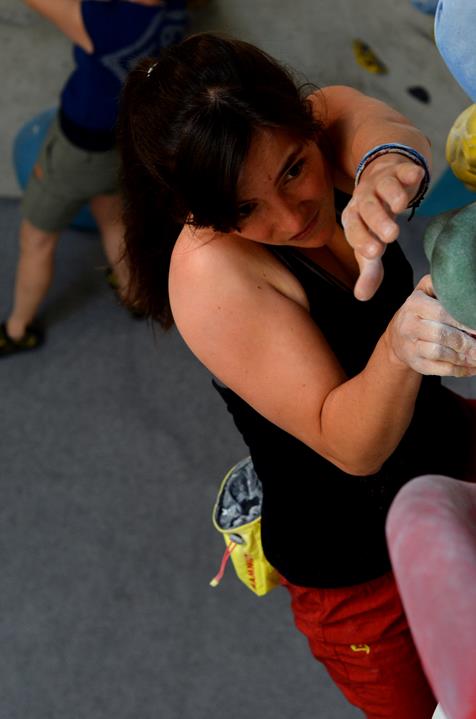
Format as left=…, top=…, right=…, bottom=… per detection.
left=355, top=143, right=431, bottom=214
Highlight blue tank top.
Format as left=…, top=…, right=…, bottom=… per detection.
left=214, top=191, right=474, bottom=588
left=60, top=0, right=187, bottom=147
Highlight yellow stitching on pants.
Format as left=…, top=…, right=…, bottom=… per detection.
left=350, top=644, right=371, bottom=654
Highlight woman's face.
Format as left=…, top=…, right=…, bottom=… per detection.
left=233, top=127, right=337, bottom=247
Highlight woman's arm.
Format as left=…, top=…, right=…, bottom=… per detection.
left=323, top=273, right=476, bottom=473
left=314, top=86, right=432, bottom=300
left=170, top=232, right=476, bottom=476
left=317, top=85, right=432, bottom=189
left=23, top=0, right=93, bottom=52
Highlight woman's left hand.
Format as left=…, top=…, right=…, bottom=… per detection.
left=341, top=155, right=425, bottom=301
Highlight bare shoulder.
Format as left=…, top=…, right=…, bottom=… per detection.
left=169, top=225, right=349, bottom=461
left=308, top=85, right=370, bottom=123
left=169, top=225, right=308, bottom=351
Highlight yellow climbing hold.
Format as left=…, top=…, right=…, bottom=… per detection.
left=352, top=40, right=388, bottom=75
left=446, top=104, right=476, bottom=191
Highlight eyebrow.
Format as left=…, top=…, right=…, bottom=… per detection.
left=238, top=141, right=305, bottom=205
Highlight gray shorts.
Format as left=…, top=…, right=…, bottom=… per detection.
left=22, top=115, right=120, bottom=232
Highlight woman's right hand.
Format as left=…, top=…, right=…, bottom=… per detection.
left=342, top=155, right=426, bottom=301
left=387, top=275, right=476, bottom=377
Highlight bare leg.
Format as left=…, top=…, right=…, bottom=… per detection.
left=89, top=193, right=129, bottom=295
left=6, top=218, right=59, bottom=340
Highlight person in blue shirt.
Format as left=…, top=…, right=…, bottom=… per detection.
left=0, top=0, right=188, bottom=355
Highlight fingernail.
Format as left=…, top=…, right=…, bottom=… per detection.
left=383, top=223, right=394, bottom=239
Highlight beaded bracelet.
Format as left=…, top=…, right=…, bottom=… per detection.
left=354, top=143, right=431, bottom=216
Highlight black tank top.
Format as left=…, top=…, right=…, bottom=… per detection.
left=213, top=191, right=473, bottom=588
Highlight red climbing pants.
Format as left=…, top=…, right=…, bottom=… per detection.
left=282, top=571, right=437, bottom=719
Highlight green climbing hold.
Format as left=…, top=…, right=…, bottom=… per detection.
left=423, top=201, right=476, bottom=329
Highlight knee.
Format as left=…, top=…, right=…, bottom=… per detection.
left=19, top=221, right=59, bottom=256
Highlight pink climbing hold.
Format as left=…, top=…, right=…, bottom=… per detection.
left=387, top=474, right=476, bottom=719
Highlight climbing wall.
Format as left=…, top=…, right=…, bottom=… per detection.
left=0, top=0, right=472, bottom=195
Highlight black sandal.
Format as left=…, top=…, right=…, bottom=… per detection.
left=0, top=322, right=44, bottom=357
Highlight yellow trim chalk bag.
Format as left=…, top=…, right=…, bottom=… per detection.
left=210, top=457, right=280, bottom=597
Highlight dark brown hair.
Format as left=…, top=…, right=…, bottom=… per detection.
left=117, top=32, right=323, bottom=327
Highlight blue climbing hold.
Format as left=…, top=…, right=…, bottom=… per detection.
left=12, top=108, right=97, bottom=232
left=435, top=0, right=476, bottom=102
